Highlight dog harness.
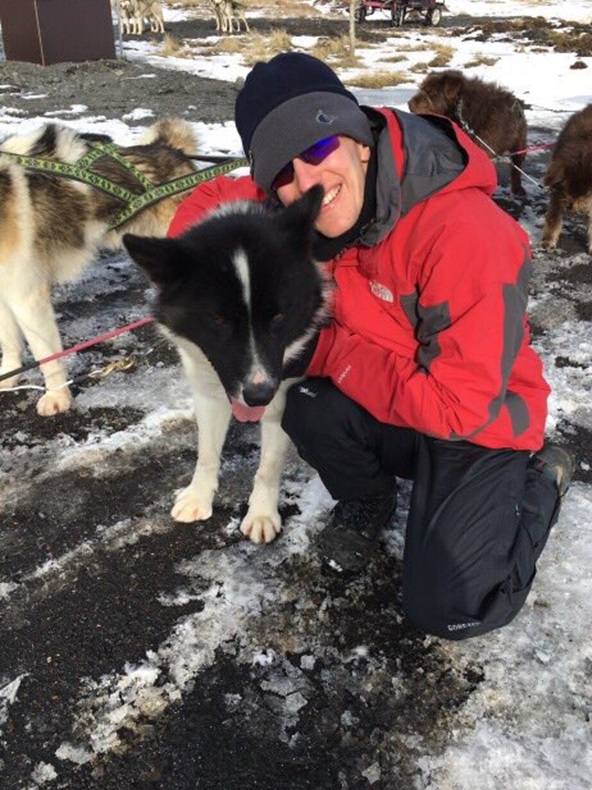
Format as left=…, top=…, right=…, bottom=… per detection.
left=2, top=142, right=248, bottom=229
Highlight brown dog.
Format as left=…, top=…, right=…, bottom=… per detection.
left=408, top=70, right=528, bottom=196
left=542, top=104, right=592, bottom=253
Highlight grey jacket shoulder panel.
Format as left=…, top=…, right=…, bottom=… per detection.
left=359, top=108, right=467, bottom=247
left=395, top=110, right=467, bottom=214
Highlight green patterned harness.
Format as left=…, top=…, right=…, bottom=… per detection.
left=4, top=141, right=248, bottom=229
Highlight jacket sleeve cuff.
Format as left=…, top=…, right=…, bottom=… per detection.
left=305, top=326, right=335, bottom=376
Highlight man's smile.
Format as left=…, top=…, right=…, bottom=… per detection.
left=322, top=184, right=341, bottom=207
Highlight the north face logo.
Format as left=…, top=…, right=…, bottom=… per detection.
left=369, top=280, right=394, bottom=303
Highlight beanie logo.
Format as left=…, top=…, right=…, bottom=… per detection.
left=316, top=109, right=336, bottom=125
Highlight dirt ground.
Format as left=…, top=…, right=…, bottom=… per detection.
left=1, top=9, right=591, bottom=790
left=1, top=11, right=591, bottom=123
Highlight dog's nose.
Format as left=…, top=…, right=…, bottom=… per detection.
left=242, top=381, right=276, bottom=407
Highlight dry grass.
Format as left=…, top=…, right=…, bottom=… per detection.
left=428, top=43, right=454, bottom=67
left=348, top=69, right=409, bottom=89
left=159, top=34, right=185, bottom=57
left=394, top=42, right=433, bottom=53
left=311, top=36, right=354, bottom=60
left=410, top=61, right=430, bottom=74
left=170, top=0, right=201, bottom=8
left=310, top=36, right=362, bottom=68
left=331, top=52, right=364, bottom=69
left=381, top=54, right=408, bottom=64
left=161, top=3, right=529, bottom=81
left=548, top=30, right=592, bottom=57
left=211, top=36, right=246, bottom=54
left=242, top=30, right=294, bottom=65
left=463, top=55, right=499, bottom=68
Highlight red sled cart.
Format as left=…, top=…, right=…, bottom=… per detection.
left=355, top=0, right=446, bottom=27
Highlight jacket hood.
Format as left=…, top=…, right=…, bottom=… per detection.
left=359, top=107, right=498, bottom=247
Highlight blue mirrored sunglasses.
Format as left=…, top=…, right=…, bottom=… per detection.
left=271, top=136, right=341, bottom=192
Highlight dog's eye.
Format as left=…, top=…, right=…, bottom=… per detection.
left=199, top=308, right=228, bottom=326
left=197, top=311, right=231, bottom=335
left=268, top=312, right=286, bottom=331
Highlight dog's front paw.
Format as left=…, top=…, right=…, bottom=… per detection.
left=541, top=236, right=557, bottom=250
left=240, top=511, right=282, bottom=544
left=171, top=486, right=214, bottom=523
left=36, top=388, right=73, bottom=416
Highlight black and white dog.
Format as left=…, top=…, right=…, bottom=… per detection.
left=123, top=186, right=330, bottom=544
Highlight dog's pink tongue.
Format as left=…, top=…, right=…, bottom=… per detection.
left=231, top=399, right=266, bottom=423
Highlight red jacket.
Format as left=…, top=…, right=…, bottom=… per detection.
left=168, top=109, right=549, bottom=451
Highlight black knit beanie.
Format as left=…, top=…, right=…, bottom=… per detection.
left=235, top=52, right=374, bottom=193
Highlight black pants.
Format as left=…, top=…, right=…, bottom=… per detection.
left=282, top=378, right=561, bottom=641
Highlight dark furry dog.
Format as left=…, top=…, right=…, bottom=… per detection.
left=123, top=186, right=330, bottom=545
left=0, top=119, right=197, bottom=415
left=408, top=69, right=528, bottom=196
left=542, top=103, right=592, bottom=253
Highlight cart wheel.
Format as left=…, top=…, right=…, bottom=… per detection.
left=425, top=7, right=442, bottom=26
left=355, top=4, right=367, bottom=22
left=391, top=2, right=404, bottom=26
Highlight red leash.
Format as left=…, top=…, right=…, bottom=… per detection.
left=510, top=142, right=556, bottom=156
left=0, top=316, right=155, bottom=384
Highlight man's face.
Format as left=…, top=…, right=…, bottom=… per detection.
left=275, top=135, right=370, bottom=238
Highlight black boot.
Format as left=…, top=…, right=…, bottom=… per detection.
left=317, top=485, right=397, bottom=574
left=528, top=443, right=575, bottom=498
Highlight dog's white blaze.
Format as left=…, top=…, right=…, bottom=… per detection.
left=231, top=248, right=262, bottom=386
left=231, top=247, right=274, bottom=390
left=232, top=248, right=251, bottom=312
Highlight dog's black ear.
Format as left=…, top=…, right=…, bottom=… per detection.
left=123, top=234, right=184, bottom=286
left=278, top=185, right=323, bottom=237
